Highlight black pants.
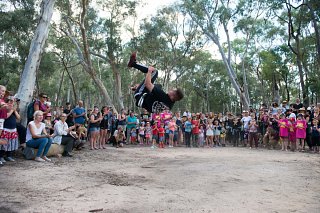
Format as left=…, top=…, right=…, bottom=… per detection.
left=16, top=123, right=26, bottom=144
left=132, top=63, right=158, bottom=105
left=61, top=135, right=76, bottom=153
left=185, top=132, right=191, bottom=147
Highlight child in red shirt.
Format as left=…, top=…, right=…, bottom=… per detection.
left=151, top=122, right=159, bottom=148
left=158, top=123, right=165, bottom=148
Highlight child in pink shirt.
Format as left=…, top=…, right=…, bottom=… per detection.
left=278, top=114, right=289, bottom=151
left=295, top=114, right=307, bottom=151
left=288, top=118, right=296, bottom=150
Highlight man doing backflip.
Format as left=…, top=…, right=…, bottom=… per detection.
left=127, top=52, right=184, bottom=113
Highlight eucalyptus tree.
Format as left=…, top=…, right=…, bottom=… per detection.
left=60, top=0, right=117, bottom=110
left=181, top=0, right=253, bottom=110
left=15, top=0, right=56, bottom=125
left=89, top=0, right=138, bottom=110
left=0, top=0, right=36, bottom=90
left=270, top=0, right=320, bottom=106
left=133, top=5, right=204, bottom=92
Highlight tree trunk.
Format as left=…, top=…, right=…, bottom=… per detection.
left=16, top=0, right=56, bottom=126
left=306, top=0, right=320, bottom=64
left=63, top=2, right=116, bottom=112
left=284, top=73, right=290, bottom=102
left=273, top=74, right=280, bottom=104
left=108, top=54, right=124, bottom=110
left=56, top=68, right=65, bottom=106
left=214, top=38, right=250, bottom=110
left=286, top=1, right=308, bottom=106
left=241, top=33, right=251, bottom=106
left=63, top=62, right=78, bottom=105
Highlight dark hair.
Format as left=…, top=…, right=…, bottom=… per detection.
left=39, top=92, right=47, bottom=98
left=101, top=106, right=107, bottom=114
left=66, top=102, right=70, bottom=105
left=174, top=88, right=184, bottom=101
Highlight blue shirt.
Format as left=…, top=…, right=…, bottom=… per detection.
left=73, top=107, right=86, bottom=124
left=184, top=121, right=192, bottom=133
left=127, top=116, right=137, bottom=129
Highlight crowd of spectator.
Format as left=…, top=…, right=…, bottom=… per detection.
left=0, top=85, right=319, bottom=166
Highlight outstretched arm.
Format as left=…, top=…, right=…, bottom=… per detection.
left=145, top=66, right=155, bottom=92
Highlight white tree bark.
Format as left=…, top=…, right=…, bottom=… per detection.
left=16, top=0, right=56, bottom=126
left=63, top=17, right=117, bottom=113
left=187, top=6, right=250, bottom=110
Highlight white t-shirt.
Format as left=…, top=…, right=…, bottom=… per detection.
left=26, top=121, right=45, bottom=142
left=241, top=116, right=252, bottom=129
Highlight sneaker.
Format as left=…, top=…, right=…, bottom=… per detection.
left=42, top=156, right=52, bottom=162
left=5, top=157, right=15, bottom=162
left=0, top=161, right=3, bottom=166
left=151, top=145, right=155, bottom=149
left=127, top=52, right=137, bottom=67
left=35, top=157, right=45, bottom=162
left=0, top=157, right=6, bottom=163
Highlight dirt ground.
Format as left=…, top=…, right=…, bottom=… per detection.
left=0, top=145, right=320, bottom=213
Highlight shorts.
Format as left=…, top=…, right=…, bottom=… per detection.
left=139, top=134, right=144, bottom=138
left=165, top=133, right=169, bottom=140
left=89, top=127, right=100, bottom=132
left=159, top=136, right=164, bottom=142
left=173, top=132, right=178, bottom=141
left=152, top=135, right=158, bottom=141
left=169, top=130, right=174, bottom=134
left=100, top=126, right=108, bottom=130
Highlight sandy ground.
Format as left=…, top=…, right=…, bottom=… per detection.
left=0, top=145, right=320, bottom=213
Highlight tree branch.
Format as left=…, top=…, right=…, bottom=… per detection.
left=62, top=16, right=89, bottom=70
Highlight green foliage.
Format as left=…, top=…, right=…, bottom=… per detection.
left=1, top=0, right=319, bottom=112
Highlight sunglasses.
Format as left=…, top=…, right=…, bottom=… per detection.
left=42, top=96, right=48, bottom=98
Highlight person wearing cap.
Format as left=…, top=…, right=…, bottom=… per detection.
left=281, top=101, right=289, bottom=114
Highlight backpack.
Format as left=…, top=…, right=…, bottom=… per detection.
left=22, top=146, right=35, bottom=160
left=27, top=100, right=37, bottom=119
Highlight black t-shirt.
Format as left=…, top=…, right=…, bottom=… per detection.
left=4, top=113, right=16, bottom=129
left=100, top=114, right=109, bottom=129
left=63, top=109, right=74, bottom=125
left=142, top=86, right=174, bottom=113
left=293, top=103, right=303, bottom=110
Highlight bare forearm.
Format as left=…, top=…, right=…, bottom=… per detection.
left=145, top=66, right=154, bottom=92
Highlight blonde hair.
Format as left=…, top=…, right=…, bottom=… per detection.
left=33, top=110, right=44, bottom=120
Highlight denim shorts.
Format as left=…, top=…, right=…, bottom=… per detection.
left=89, top=127, right=100, bottom=132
